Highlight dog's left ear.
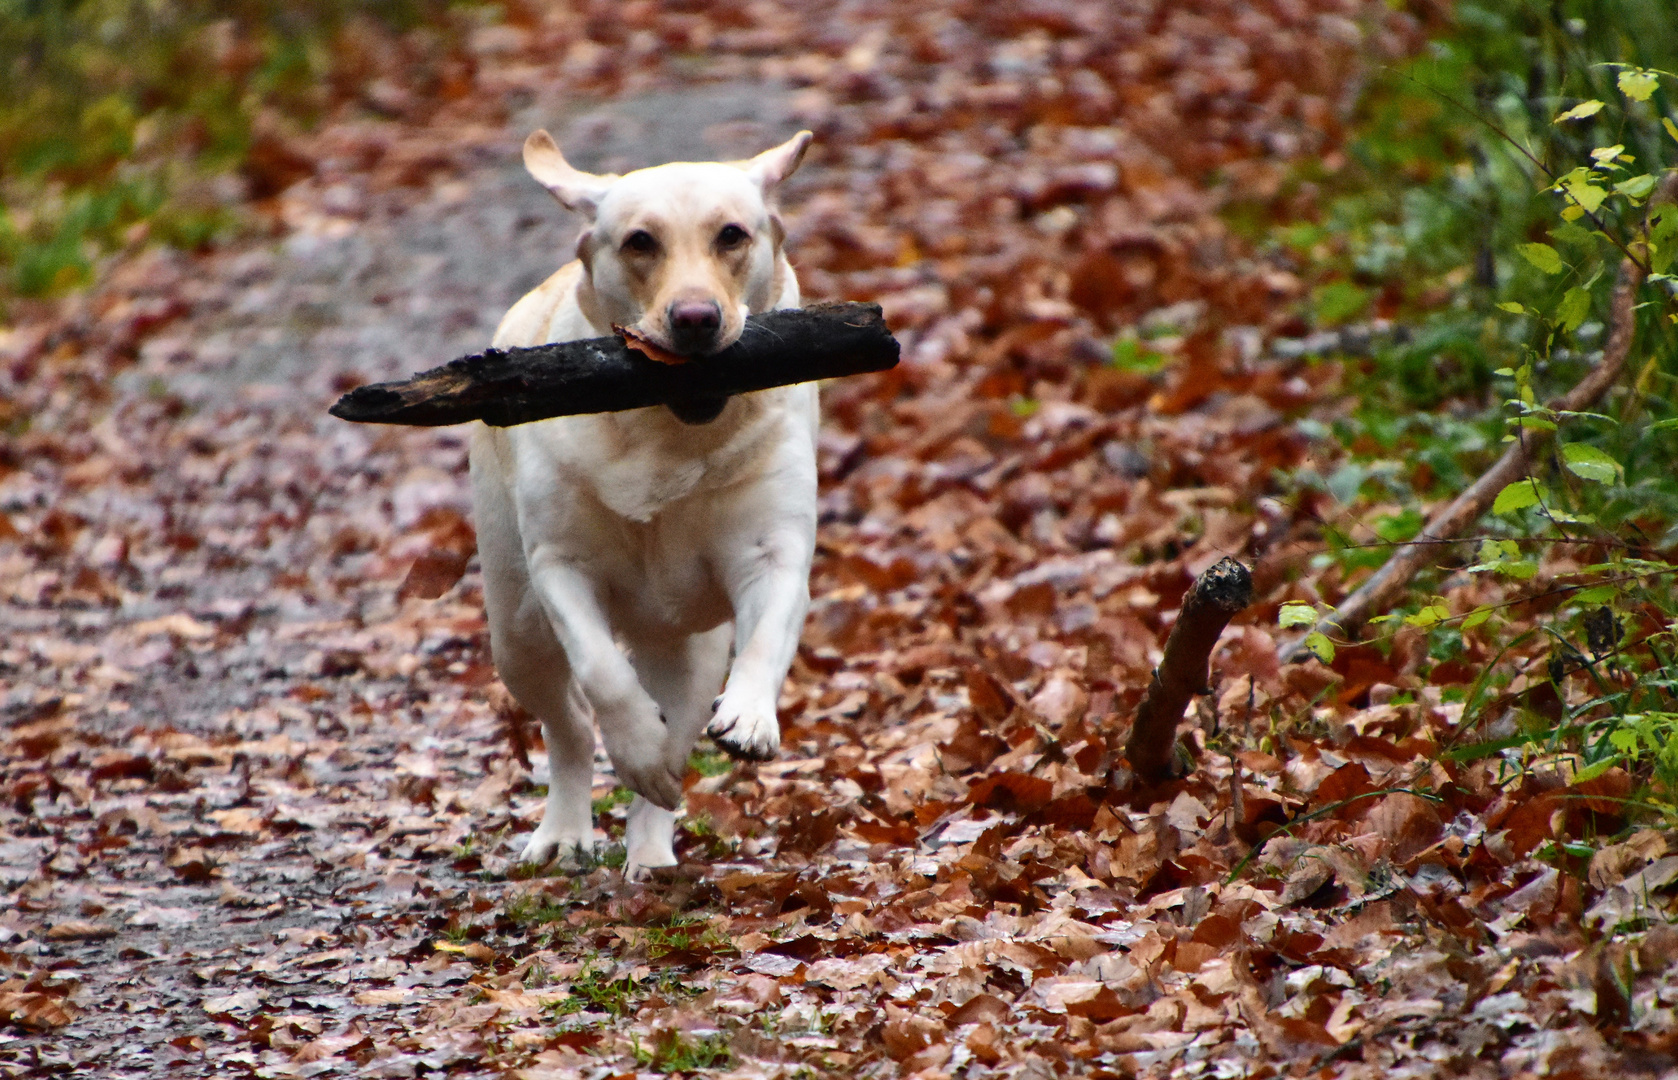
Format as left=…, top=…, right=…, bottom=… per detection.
left=743, top=131, right=813, bottom=198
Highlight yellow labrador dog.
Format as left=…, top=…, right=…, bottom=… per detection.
left=471, top=129, right=817, bottom=878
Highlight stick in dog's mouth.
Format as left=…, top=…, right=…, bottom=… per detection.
left=616, top=325, right=731, bottom=424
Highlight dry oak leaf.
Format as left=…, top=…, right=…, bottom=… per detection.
left=616, top=325, right=689, bottom=366
left=1588, top=829, right=1670, bottom=890
left=207, top=807, right=269, bottom=835
left=1364, top=792, right=1442, bottom=863
left=945, top=993, right=1011, bottom=1027
left=880, top=1003, right=946, bottom=1061
left=88, top=751, right=154, bottom=783
left=434, top=940, right=496, bottom=963
left=399, top=547, right=472, bottom=601
left=965, top=1022, right=1003, bottom=1066
left=128, top=612, right=216, bottom=640
left=45, top=920, right=117, bottom=941
left=0, top=989, right=75, bottom=1030
left=1032, top=977, right=1128, bottom=1020
left=201, top=989, right=265, bottom=1017
left=294, top=1032, right=375, bottom=1063
left=964, top=665, right=1017, bottom=726
left=166, top=845, right=220, bottom=883
left=805, top=953, right=893, bottom=991
left=1584, top=854, right=1678, bottom=930
left=1279, top=850, right=1337, bottom=907
left=128, top=905, right=198, bottom=928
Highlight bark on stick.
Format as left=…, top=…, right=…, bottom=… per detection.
left=1125, top=557, right=1253, bottom=784
left=329, top=301, right=899, bottom=428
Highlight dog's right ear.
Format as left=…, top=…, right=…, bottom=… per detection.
left=743, top=130, right=813, bottom=198
left=523, top=130, right=614, bottom=218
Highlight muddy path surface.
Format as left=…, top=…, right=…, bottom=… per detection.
left=4, top=79, right=805, bottom=1078
left=6, top=5, right=1675, bottom=1079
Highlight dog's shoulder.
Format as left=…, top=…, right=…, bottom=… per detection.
left=493, top=261, right=588, bottom=349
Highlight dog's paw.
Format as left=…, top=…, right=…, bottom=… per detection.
left=598, top=704, right=684, bottom=810
left=611, top=756, right=684, bottom=811
left=706, top=693, right=781, bottom=761
left=623, top=797, right=678, bottom=881
left=519, top=825, right=595, bottom=868
left=624, top=842, right=678, bottom=882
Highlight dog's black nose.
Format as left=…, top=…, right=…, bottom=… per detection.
left=668, top=300, right=722, bottom=352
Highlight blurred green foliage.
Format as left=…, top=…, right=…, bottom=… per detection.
left=1257, top=0, right=1678, bottom=541
left=1268, top=0, right=1678, bottom=815
left=0, top=0, right=481, bottom=301
left=1285, top=0, right=1678, bottom=495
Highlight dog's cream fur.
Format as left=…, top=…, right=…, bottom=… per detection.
left=471, top=129, right=817, bottom=878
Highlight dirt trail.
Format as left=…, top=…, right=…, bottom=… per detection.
left=5, top=4, right=1675, bottom=1078
left=1, top=79, right=808, bottom=1078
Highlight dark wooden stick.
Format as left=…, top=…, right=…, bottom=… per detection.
left=329, top=301, right=898, bottom=428
left=1125, top=557, right=1253, bottom=784
left=1288, top=171, right=1678, bottom=657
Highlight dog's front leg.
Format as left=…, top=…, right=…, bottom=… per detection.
left=526, top=550, right=685, bottom=809
left=708, top=528, right=813, bottom=760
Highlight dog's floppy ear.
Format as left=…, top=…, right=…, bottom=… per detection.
left=743, top=130, right=813, bottom=198
left=523, top=130, right=615, bottom=217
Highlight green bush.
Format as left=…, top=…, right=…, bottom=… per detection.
left=1272, top=0, right=1678, bottom=816
left=0, top=0, right=484, bottom=301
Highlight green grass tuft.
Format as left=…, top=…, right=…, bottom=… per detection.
left=634, top=1030, right=732, bottom=1074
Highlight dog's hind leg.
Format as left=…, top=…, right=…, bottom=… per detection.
left=475, top=439, right=599, bottom=867
left=499, top=636, right=599, bottom=867
left=622, top=625, right=731, bottom=878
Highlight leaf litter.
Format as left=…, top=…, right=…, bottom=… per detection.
left=2, top=1, right=1678, bottom=1078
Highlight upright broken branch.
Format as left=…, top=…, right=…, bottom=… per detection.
left=1293, top=172, right=1677, bottom=655
left=329, top=301, right=898, bottom=428
left=1124, top=557, right=1253, bottom=784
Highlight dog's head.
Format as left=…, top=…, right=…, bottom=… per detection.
left=523, top=129, right=812, bottom=357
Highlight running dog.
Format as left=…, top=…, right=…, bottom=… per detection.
left=470, top=128, right=816, bottom=878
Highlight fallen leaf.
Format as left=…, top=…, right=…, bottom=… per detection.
left=0, top=990, right=76, bottom=1029
left=880, top=1003, right=945, bottom=1060
left=166, top=845, right=220, bottom=883
left=616, top=325, right=689, bottom=365
left=201, top=990, right=265, bottom=1016
left=433, top=940, right=496, bottom=963
left=399, top=547, right=471, bottom=600
left=128, top=906, right=199, bottom=928
left=45, top=920, right=117, bottom=941
left=1585, top=855, right=1678, bottom=930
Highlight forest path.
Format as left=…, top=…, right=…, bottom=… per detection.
left=4, top=5, right=1668, bottom=1078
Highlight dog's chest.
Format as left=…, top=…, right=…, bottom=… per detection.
left=590, top=443, right=716, bottom=523
left=596, top=515, right=732, bottom=632
left=569, top=404, right=776, bottom=524
left=501, top=404, right=789, bottom=630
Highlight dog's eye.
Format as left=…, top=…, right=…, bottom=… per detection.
left=716, top=224, right=750, bottom=249
left=621, top=230, right=658, bottom=255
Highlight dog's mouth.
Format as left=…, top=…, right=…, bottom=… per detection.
left=618, top=324, right=742, bottom=360
left=618, top=325, right=693, bottom=366
left=615, top=325, right=733, bottom=424
left=666, top=395, right=729, bottom=425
